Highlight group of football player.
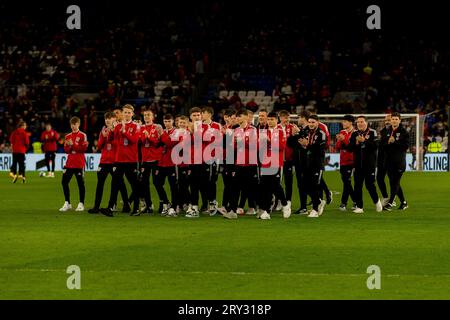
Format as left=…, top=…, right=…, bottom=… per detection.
left=57, top=104, right=408, bottom=219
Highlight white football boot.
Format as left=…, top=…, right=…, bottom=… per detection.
left=59, top=202, right=72, bottom=212
left=353, top=207, right=364, bottom=214
left=282, top=202, right=292, bottom=219
left=307, top=210, right=319, bottom=218
left=75, top=203, right=85, bottom=212
left=259, top=211, right=271, bottom=220
left=223, top=210, right=238, bottom=219
left=318, top=199, right=326, bottom=216
left=375, top=199, right=383, bottom=212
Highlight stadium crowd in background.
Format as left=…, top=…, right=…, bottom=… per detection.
left=0, top=1, right=449, bottom=155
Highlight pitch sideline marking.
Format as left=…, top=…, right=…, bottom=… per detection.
left=1, top=268, right=450, bottom=278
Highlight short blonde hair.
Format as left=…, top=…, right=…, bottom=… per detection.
left=122, top=104, right=135, bottom=112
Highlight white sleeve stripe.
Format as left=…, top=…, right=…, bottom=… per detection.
left=320, top=131, right=326, bottom=140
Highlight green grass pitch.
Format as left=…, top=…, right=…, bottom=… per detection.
left=1, top=171, right=450, bottom=299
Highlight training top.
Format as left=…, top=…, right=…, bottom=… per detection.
left=64, top=130, right=88, bottom=169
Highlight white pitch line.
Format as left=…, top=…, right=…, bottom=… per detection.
left=1, top=268, right=450, bottom=278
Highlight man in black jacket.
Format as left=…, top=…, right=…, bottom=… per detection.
left=377, top=113, right=391, bottom=205
left=381, top=112, right=409, bottom=211
left=288, top=110, right=311, bottom=214
left=347, top=116, right=383, bottom=213
left=298, top=114, right=327, bottom=218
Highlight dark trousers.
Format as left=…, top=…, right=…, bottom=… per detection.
left=260, top=167, right=287, bottom=212
left=221, top=164, right=235, bottom=210
left=231, top=166, right=258, bottom=211
left=204, top=162, right=219, bottom=204
left=354, top=168, right=379, bottom=209
left=320, top=177, right=330, bottom=199
left=340, top=165, right=355, bottom=206
left=45, top=152, right=56, bottom=172
left=295, top=164, right=308, bottom=210
left=283, top=161, right=294, bottom=201
left=178, top=166, right=191, bottom=207
left=94, top=164, right=113, bottom=209
left=108, top=163, right=139, bottom=212
left=103, top=166, right=129, bottom=209
left=238, top=188, right=247, bottom=209
left=387, top=166, right=406, bottom=204
left=141, top=162, right=168, bottom=208
left=11, top=153, right=25, bottom=176
left=376, top=164, right=389, bottom=199
left=188, top=165, right=208, bottom=207
left=94, top=164, right=128, bottom=209
left=62, top=168, right=85, bottom=204
left=306, top=168, right=322, bottom=211
left=157, top=166, right=179, bottom=207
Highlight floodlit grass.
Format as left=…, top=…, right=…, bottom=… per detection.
left=1, top=171, right=450, bottom=299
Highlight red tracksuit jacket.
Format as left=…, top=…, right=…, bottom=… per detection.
left=277, top=123, right=294, bottom=162
left=97, top=128, right=116, bottom=164
left=336, top=128, right=355, bottom=167
left=203, top=121, right=222, bottom=164
left=140, top=123, right=163, bottom=163
left=159, top=128, right=178, bottom=167
left=41, top=129, right=59, bottom=152
left=64, top=131, right=88, bottom=169
left=190, top=123, right=209, bottom=165
left=234, top=124, right=258, bottom=167
left=114, top=121, right=140, bottom=163
left=173, top=128, right=191, bottom=167
left=260, top=127, right=286, bottom=169
left=10, top=128, right=30, bottom=154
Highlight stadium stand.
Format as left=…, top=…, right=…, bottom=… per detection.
left=0, top=1, right=448, bottom=154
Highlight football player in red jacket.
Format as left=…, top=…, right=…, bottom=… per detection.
left=59, top=117, right=88, bottom=212
left=201, top=106, right=222, bottom=215
left=227, top=109, right=259, bottom=217
left=9, top=121, right=29, bottom=183
left=173, top=115, right=192, bottom=212
left=88, top=112, right=118, bottom=214
left=40, top=122, right=59, bottom=177
left=335, top=115, right=356, bottom=211
left=253, top=112, right=291, bottom=220
left=277, top=110, right=296, bottom=209
left=158, top=114, right=179, bottom=217
left=101, top=105, right=141, bottom=217
left=139, top=107, right=165, bottom=215
left=185, top=107, right=209, bottom=218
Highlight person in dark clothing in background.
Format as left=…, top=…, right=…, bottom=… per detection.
left=377, top=113, right=392, bottom=205
left=347, top=116, right=383, bottom=214
left=300, top=115, right=327, bottom=218
left=381, top=112, right=409, bottom=211
left=287, top=110, right=311, bottom=214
